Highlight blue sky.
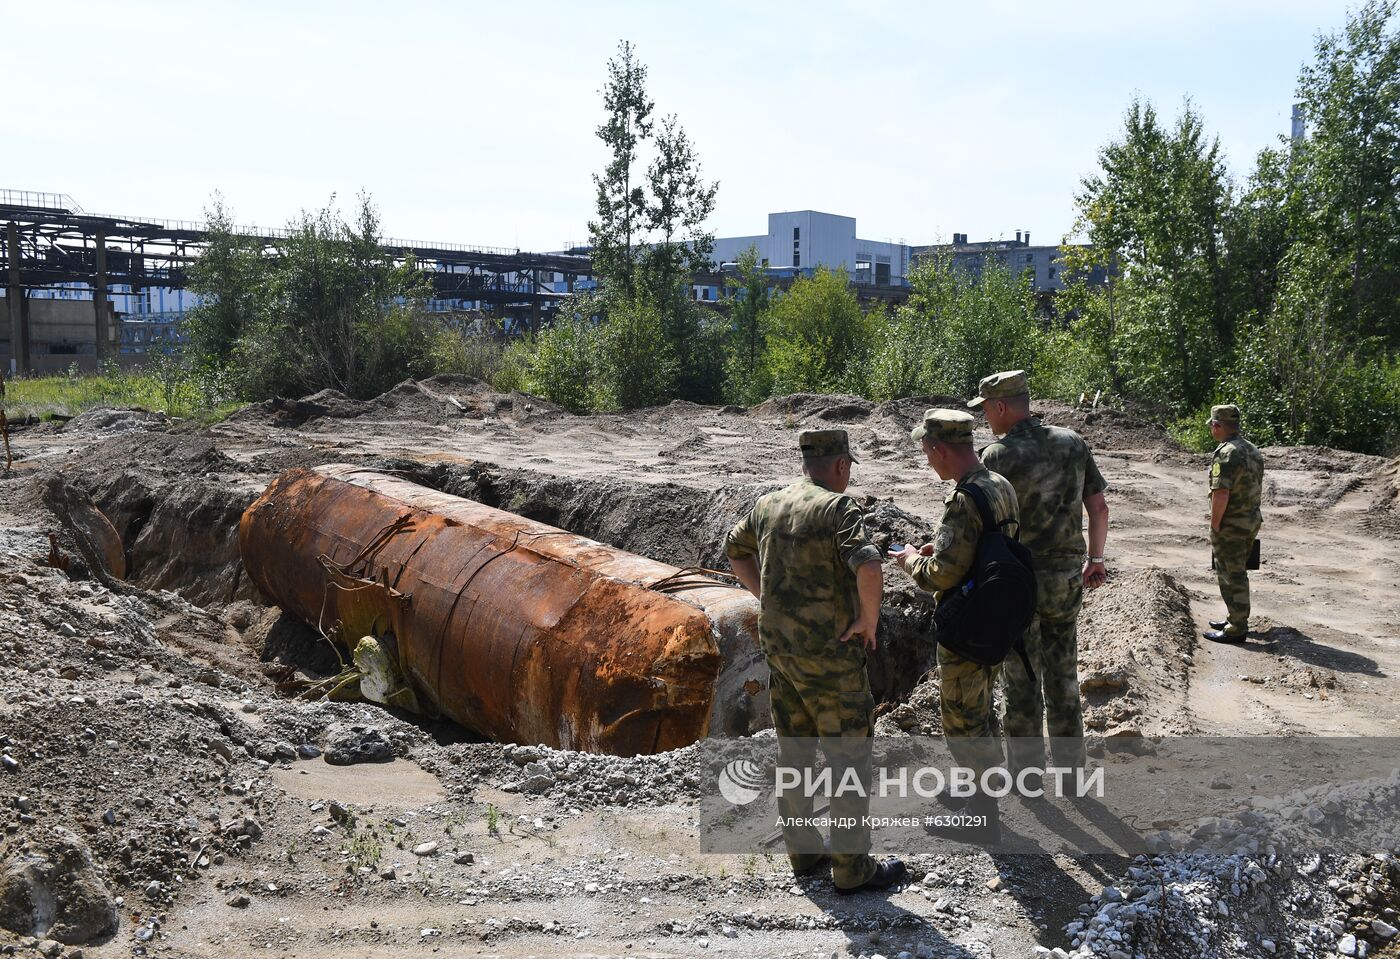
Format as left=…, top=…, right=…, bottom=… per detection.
left=6, top=0, right=1360, bottom=251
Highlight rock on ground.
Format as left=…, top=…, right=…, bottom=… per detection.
left=323, top=722, right=395, bottom=765
left=0, top=828, right=118, bottom=944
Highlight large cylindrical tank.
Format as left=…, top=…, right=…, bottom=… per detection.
left=239, top=464, right=767, bottom=755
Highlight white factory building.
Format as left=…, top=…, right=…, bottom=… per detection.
left=710, top=211, right=911, bottom=288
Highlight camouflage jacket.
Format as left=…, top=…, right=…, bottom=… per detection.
left=724, top=479, right=882, bottom=661
left=980, top=418, right=1107, bottom=569
left=1209, top=435, right=1264, bottom=530
left=907, top=465, right=1020, bottom=602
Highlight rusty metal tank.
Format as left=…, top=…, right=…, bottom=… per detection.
left=238, top=464, right=768, bottom=755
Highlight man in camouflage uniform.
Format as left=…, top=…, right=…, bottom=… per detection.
left=891, top=410, right=1019, bottom=831
left=1203, top=404, right=1265, bottom=643
left=725, top=430, right=907, bottom=894
left=973, top=371, right=1109, bottom=774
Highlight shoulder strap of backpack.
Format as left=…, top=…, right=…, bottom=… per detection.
left=954, top=481, right=995, bottom=533
left=955, top=481, right=1019, bottom=537
left=1014, top=637, right=1037, bottom=684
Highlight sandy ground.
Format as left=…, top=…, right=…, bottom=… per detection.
left=2, top=377, right=1398, bottom=959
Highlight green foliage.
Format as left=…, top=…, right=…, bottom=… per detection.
left=1070, top=98, right=1230, bottom=412
left=592, top=296, right=678, bottom=410
left=492, top=334, right=536, bottom=394
left=1055, top=4, right=1400, bottom=455
left=1292, top=0, right=1400, bottom=343
left=1216, top=244, right=1400, bottom=452
left=870, top=254, right=1050, bottom=401
left=427, top=316, right=507, bottom=383
left=589, top=40, right=655, bottom=299
left=763, top=269, right=870, bottom=395
left=523, top=314, right=598, bottom=414
left=586, top=40, right=720, bottom=405
left=723, top=245, right=774, bottom=405
left=259, top=194, right=434, bottom=398
left=1167, top=405, right=1218, bottom=453
left=185, top=193, right=266, bottom=365
left=184, top=192, right=435, bottom=400
left=4, top=367, right=240, bottom=422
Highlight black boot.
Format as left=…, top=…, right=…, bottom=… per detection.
left=835, top=858, right=908, bottom=895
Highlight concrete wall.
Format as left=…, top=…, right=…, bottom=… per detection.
left=0, top=294, right=119, bottom=372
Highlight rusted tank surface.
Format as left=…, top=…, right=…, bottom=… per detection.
left=239, top=464, right=767, bottom=755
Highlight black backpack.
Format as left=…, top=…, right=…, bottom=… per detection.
left=931, top=481, right=1038, bottom=680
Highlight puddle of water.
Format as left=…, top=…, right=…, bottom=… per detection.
left=271, top=757, right=445, bottom=807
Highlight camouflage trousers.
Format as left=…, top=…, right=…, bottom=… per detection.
left=767, top=653, right=878, bottom=890
left=1001, top=563, right=1087, bottom=772
left=937, top=644, right=1004, bottom=779
left=1212, top=522, right=1260, bottom=636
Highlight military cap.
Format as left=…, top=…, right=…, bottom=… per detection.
left=798, top=429, right=858, bottom=462
left=1209, top=404, right=1241, bottom=427
left=911, top=408, right=975, bottom=445
left=967, top=369, right=1029, bottom=409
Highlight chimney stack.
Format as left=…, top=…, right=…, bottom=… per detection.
left=1015, top=230, right=1022, bottom=244
left=1025, top=231, right=1031, bottom=246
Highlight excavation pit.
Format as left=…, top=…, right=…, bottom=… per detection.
left=60, top=431, right=937, bottom=757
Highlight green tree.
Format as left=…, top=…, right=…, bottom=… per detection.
left=585, top=41, right=720, bottom=404
left=592, top=296, right=677, bottom=410
left=1223, top=146, right=1297, bottom=328
left=257, top=193, right=434, bottom=398
left=1070, top=99, right=1232, bottom=412
left=519, top=305, right=599, bottom=414
left=1292, top=0, right=1400, bottom=342
left=871, top=252, right=1045, bottom=400
left=1212, top=2, right=1400, bottom=452
left=763, top=268, right=869, bottom=395
left=723, top=245, right=773, bottom=404
left=184, top=193, right=265, bottom=367
left=589, top=41, right=654, bottom=299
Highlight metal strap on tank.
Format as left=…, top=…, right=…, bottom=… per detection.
left=647, top=567, right=744, bottom=593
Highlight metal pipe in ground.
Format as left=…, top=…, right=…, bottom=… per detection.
left=239, top=464, right=768, bottom=756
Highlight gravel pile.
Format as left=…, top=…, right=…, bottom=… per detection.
left=1057, top=769, right=1400, bottom=958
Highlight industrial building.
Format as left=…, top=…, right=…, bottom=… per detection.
left=709, top=211, right=911, bottom=291
left=911, top=230, right=1104, bottom=292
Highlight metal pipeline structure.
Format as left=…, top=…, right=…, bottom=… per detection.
left=238, top=464, right=769, bottom=756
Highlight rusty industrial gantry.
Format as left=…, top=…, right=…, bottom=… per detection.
left=239, top=465, right=768, bottom=756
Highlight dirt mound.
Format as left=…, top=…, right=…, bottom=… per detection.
left=749, top=393, right=874, bottom=424
left=60, top=407, right=171, bottom=436
left=369, top=378, right=566, bottom=425
left=869, top=395, right=970, bottom=436
left=366, top=378, right=465, bottom=424
left=1375, top=456, right=1400, bottom=511
left=58, top=434, right=256, bottom=604
left=1263, top=445, right=1389, bottom=474
left=1037, top=401, right=1184, bottom=454
left=218, top=378, right=566, bottom=432
left=1077, top=567, right=1196, bottom=735
left=71, top=431, right=236, bottom=478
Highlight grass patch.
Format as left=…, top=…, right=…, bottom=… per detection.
left=3, top=366, right=242, bottom=422
left=346, top=828, right=383, bottom=871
